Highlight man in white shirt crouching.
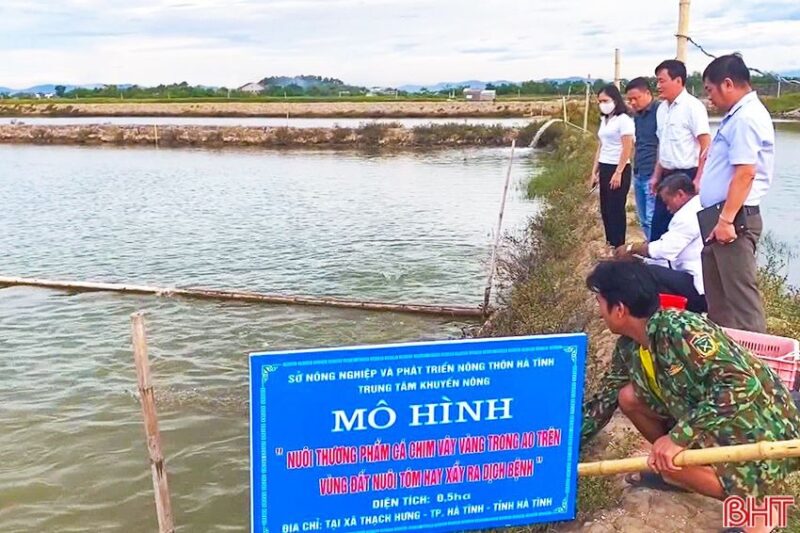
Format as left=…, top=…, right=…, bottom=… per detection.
left=614, top=173, right=706, bottom=313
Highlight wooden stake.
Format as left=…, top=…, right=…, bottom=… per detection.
left=579, top=438, right=800, bottom=477
left=131, top=312, right=175, bottom=533
left=583, top=76, right=591, bottom=132
left=0, top=275, right=484, bottom=318
left=614, top=49, right=621, bottom=89
left=483, top=139, right=516, bottom=311
left=154, top=124, right=159, bottom=149
left=562, top=96, right=568, bottom=124
left=677, top=0, right=691, bottom=64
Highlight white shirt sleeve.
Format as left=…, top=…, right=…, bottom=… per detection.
left=620, top=115, right=635, bottom=139
left=727, top=117, right=762, bottom=166
left=648, top=211, right=697, bottom=262
left=655, top=102, right=666, bottom=140
left=690, top=100, right=711, bottom=137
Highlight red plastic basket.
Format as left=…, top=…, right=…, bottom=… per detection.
left=659, top=293, right=688, bottom=310
left=724, top=327, right=800, bottom=392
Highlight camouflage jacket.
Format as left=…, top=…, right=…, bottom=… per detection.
left=581, top=309, right=800, bottom=449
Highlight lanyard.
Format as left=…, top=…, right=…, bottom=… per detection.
left=638, top=346, right=664, bottom=402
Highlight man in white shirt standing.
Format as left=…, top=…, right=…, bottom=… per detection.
left=700, top=54, right=775, bottom=332
left=649, top=60, right=711, bottom=241
left=614, top=173, right=705, bottom=313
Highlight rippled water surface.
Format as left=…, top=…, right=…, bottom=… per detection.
left=0, top=144, right=536, bottom=532
left=762, top=123, right=800, bottom=282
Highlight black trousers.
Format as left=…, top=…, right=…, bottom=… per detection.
left=650, top=167, right=697, bottom=241
left=598, top=163, right=632, bottom=247
left=647, top=263, right=707, bottom=313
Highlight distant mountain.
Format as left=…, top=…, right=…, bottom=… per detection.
left=398, top=80, right=515, bottom=93
left=0, top=83, right=127, bottom=95
left=781, top=70, right=800, bottom=78
left=542, top=76, right=592, bottom=83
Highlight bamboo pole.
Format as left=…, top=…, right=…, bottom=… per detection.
left=579, top=439, right=800, bottom=477
left=614, top=49, right=621, bottom=89
left=0, top=276, right=485, bottom=318
left=483, top=139, right=516, bottom=311
left=677, top=0, right=691, bottom=64
left=583, top=76, right=591, bottom=132
left=131, top=312, right=175, bottom=533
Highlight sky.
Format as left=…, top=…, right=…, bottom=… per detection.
left=0, top=0, right=799, bottom=89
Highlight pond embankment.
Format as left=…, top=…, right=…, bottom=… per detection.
left=0, top=100, right=561, bottom=118
left=0, top=122, right=554, bottom=149
left=482, top=127, right=800, bottom=530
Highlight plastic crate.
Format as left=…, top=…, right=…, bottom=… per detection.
left=723, top=327, right=800, bottom=392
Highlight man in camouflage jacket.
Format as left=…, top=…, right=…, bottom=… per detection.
left=583, top=261, right=800, bottom=500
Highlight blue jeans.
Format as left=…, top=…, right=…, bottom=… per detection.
left=633, top=173, right=655, bottom=240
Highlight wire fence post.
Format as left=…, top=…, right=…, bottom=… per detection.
left=583, top=76, right=591, bottom=132
left=677, top=0, right=691, bottom=63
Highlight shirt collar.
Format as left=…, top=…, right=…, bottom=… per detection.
left=638, top=100, right=658, bottom=116
left=724, top=90, right=758, bottom=119
left=676, top=194, right=699, bottom=214
left=670, top=88, right=689, bottom=107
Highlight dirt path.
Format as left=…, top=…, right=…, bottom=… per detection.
left=564, top=203, right=725, bottom=533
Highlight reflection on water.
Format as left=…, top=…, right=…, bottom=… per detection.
left=0, top=144, right=536, bottom=531
left=761, top=123, right=800, bottom=283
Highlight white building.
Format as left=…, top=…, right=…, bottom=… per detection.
left=239, top=82, right=265, bottom=94
left=463, top=89, right=497, bottom=102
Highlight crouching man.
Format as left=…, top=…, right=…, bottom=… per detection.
left=581, top=261, right=800, bottom=532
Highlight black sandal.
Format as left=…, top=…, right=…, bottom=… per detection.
left=624, top=471, right=688, bottom=493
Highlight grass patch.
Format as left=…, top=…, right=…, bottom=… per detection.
left=491, top=128, right=597, bottom=336
left=763, top=93, right=800, bottom=114
left=758, top=236, right=800, bottom=339
left=785, top=473, right=800, bottom=532
left=410, top=123, right=509, bottom=146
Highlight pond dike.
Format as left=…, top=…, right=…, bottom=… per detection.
left=476, top=128, right=723, bottom=529
left=0, top=123, right=544, bottom=149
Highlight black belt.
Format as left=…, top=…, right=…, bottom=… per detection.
left=743, top=205, right=760, bottom=216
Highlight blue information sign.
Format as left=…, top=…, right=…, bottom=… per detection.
left=250, top=334, right=587, bottom=533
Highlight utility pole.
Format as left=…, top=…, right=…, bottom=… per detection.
left=677, top=0, right=691, bottom=64
left=614, top=49, right=621, bottom=89
left=583, top=75, right=591, bottom=132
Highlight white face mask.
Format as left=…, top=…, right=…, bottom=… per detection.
left=599, top=101, right=616, bottom=115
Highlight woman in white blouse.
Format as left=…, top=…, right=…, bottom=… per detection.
left=590, top=84, right=635, bottom=247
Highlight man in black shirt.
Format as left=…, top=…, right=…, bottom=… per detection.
left=626, top=77, right=659, bottom=239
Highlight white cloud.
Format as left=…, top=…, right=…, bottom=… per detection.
left=0, top=0, right=797, bottom=88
